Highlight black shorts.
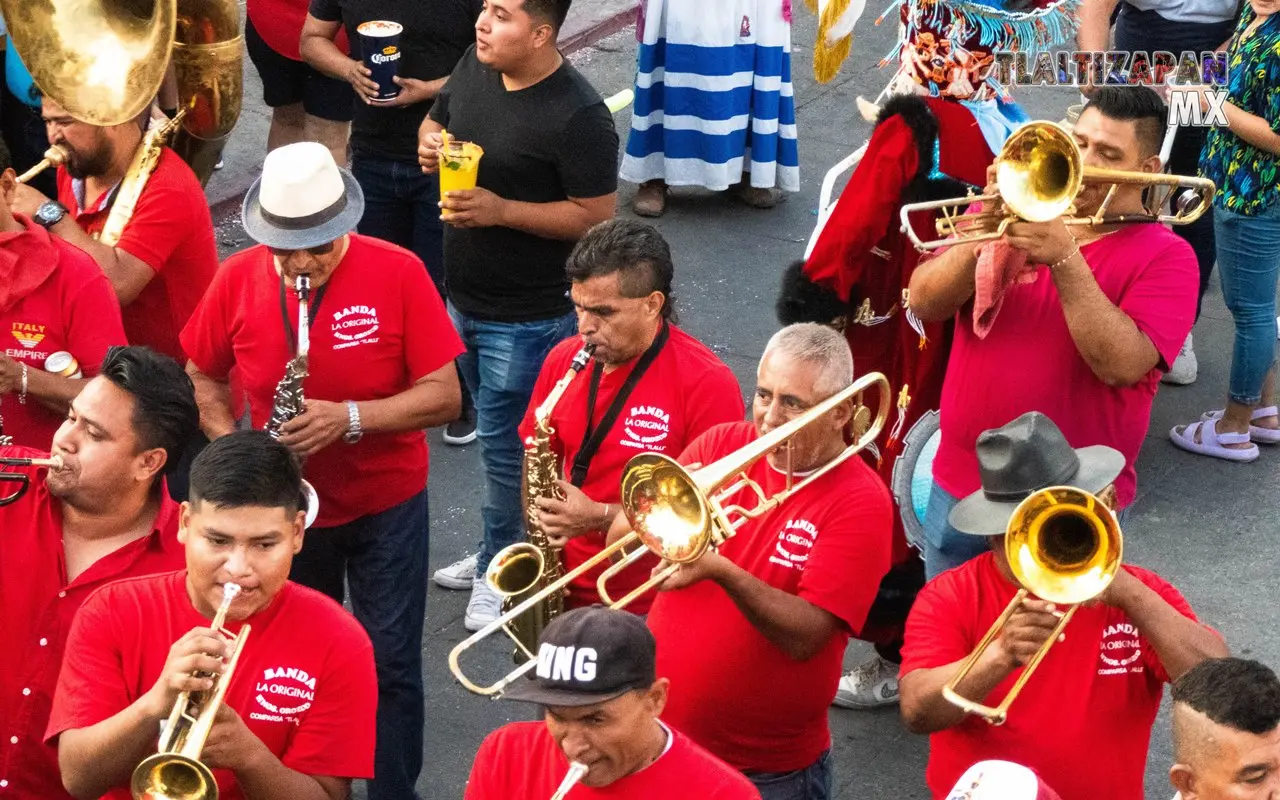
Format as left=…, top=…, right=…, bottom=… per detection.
left=244, top=16, right=355, bottom=123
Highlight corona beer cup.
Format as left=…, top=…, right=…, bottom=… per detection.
left=357, top=20, right=403, bottom=102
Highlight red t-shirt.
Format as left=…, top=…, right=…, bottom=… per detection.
left=46, top=571, right=378, bottom=797
left=247, top=0, right=349, bottom=61
left=57, top=147, right=220, bottom=362
left=0, top=447, right=182, bottom=799
left=180, top=236, right=464, bottom=526
left=516, top=326, right=743, bottom=613
left=900, top=552, right=1202, bottom=800
left=932, top=225, right=1197, bottom=509
left=0, top=217, right=124, bottom=448
left=647, top=421, right=894, bottom=772
left=464, top=721, right=762, bottom=799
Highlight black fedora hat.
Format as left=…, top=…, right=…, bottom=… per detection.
left=241, top=142, right=364, bottom=250
left=949, top=412, right=1124, bottom=536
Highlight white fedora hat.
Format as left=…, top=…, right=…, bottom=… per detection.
left=241, top=142, right=364, bottom=250
left=946, top=761, right=1062, bottom=800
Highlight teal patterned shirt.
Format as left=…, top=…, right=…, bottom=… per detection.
left=1200, top=7, right=1280, bottom=216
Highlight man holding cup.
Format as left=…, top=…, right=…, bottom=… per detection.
left=416, top=0, right=620, bottom=632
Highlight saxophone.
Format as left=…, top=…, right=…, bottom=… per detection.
left=266, top=276, right=311, bottom=439
left=508, top=342, right=596, bottom=658
left=97, top=110, right=187, bottom=247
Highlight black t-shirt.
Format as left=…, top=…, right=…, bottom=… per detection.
left=308, top=0, right=481, bottom=162
left=430, top=46, right=620, bottom=322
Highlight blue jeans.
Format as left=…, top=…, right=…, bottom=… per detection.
left=745, top=750, right=833, bottom=800
left=288, top=489, right=429, bottom=800
left=351, top=155, right=445, bottom=296
left=448, top=304, right=578, bottom=574
left=1216, top=204, right=1280, bottom=406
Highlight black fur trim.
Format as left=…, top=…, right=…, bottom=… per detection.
left=776, top=260, right=850, bottom=325
left=873, top=94, right=971, bottom=205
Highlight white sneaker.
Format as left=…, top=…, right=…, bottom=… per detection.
left=1162, top=332, right=1197, bottom=385
left=832, top=654, right=900, bottom=709
left=464, top=577, right=502, bottom=632
left=433, top=553, right=478, bottom=590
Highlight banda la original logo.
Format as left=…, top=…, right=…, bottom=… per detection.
left=252, top=665, right=316, bottom=723
left=621, top=404, right=670, bottom=450
left=769, top=518, right=817, bottom=571
left=330, top=304, right=380, bottom=349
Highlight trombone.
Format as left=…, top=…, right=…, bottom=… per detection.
left=942, top=486, right=1122, bottom=725
left=0, top=455, right=64, bottom=506
left=449, top=372, right=891, bottom=697
left=131, top=583, right=251, bottom=800
left=899, top=121, right=1216, bottom=252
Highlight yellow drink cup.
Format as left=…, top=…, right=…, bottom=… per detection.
left=439, top=140, right=484, bottom=215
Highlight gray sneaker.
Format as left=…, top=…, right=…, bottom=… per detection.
left=465, top=577, right=502, bottom=632
left=833, top=654, right=900, bottom=709
left=433, top=553, right=478, bottom=590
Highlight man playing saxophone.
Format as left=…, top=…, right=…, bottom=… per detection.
left=450, top=220, right=743, bottom=626
left=47, top=431, right=377, bottom=800
left=465, top=606, right=762, bottom=799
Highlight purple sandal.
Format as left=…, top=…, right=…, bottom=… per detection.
left=1170, top=417, right=1260, bottom=462
left=1199, top=406, right=1280, bottom=444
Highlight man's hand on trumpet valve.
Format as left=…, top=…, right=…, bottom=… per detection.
left=651, top=550, right=727, bottom=592
left=142, top=626, right=230, bottom=717
left=535, top=479, right=608, bottom=546
left=200, top=703, right=270, bottom=771
left=992, top=597, right=1065, bottom=670
left=276, top=399, right=349, bottom=458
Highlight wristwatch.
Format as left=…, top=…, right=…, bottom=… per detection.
left=33, top=200, right=68, bottom=229
left=343, top=400, right=364, bottom=444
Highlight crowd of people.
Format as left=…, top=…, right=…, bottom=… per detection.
left=0, top=0, right=1278, bottom=797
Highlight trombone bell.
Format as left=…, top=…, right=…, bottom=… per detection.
left=941, top=486, right=1122, bottom=725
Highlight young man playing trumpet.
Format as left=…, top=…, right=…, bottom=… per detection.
left=898, top=412, right=1227, bottom=800
left=47, top=430, right=377, bottom=799
left=0, top=345, right=196, bottom=798
left=465, top=606, right=761, bottom=799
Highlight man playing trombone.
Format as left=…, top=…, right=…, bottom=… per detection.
left=464, top=607, right=762, bottom=799
left=47, top=430, right=377, bottom=799
left=898, top=412, right=1227, bottom=800
left=633, top=322, right=895, bottom=799
left=0, top=346, right=195, bottom=798
left=906, top=86, right=1200, bottom=579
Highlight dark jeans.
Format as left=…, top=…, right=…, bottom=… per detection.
left=290, top=489, right=429, bottom=800
left=447, top=303, right=578, bottom=574
left=351, top=155, right=446, bottom=295
left=1115, top=5, right=1236, bottom=321
left=745, top=749, right=833, bottom=800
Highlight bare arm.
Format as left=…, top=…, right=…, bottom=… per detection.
left=46, top=216, right=156, bottom=306
left=358, top=361, right=461, bottom=433
left=900, top=647, right=1018, bottom=734
left=300, top=15, right=380, bottom=103
left=0, top=356, right=84, bottom=415
left=906, top=241, right=981, bottom=322
left=186, top=361, right=238, bottom=440
left=494, top=194, right=618, bottom=242
left=1103, top=570, right=1229, bottom=681
left=58, top=698, right=168, bottom=799
left=1077, top=0, right=1121, bottom=59
left=1221, top=102, right=1280, bottom=157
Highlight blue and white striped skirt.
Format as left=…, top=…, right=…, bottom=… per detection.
left=620, top=0, right=800, bottom=192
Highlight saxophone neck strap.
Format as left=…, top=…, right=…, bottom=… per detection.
left=569, top=322, right=670, bottom=488
left=279, top=276, right=330, bottom=354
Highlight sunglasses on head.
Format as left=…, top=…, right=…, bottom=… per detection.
left=269, top=241, right=336, bottom=256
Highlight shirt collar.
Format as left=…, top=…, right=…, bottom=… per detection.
left=70, top=176, right=121, bottom=214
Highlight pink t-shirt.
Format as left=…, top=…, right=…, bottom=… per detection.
left=933, top=224, right=1197, bottom=508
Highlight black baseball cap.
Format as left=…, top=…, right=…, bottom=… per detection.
left=502, top=606, right=658, bottom=707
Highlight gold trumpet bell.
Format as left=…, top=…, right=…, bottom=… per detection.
left=997, top=123, right=1083, bottom=224
left=1006, top=486, right=1122, bottom=606
left=620, top=454, right=714, bottom=565
left=131, top=751, right=217, bottom=800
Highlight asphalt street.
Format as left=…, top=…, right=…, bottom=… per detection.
left=207, top=7, right=1280, bottom=799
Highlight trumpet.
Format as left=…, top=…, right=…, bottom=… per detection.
left=16, top=145, right=69, bottom=184
left=899, top=121, right=1216, bottom=251
left=0, top=455, right=64, bottom=506
left=131, top=582, right=252, bottom=800
left=942, top=486, right=1122, bottom=725
left=448, top=371, right=890, bottom=696
left=551, top=762, right=589, bottom=800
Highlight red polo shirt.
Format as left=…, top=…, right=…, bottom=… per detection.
left=0, top=447, right=182, bottom=799
left=248, top=0, right=348, bottom=60
left=465, top=721, right=762, bottom=799
left=0, top=217, right=124, bottom=449
left=180, top=235, right=464, bottom=527
left=900, top=553, right=1203, bottom=800
left=56, top=147, right=219, bottom=362
left=647, top=421, right=894, bottom=772
left=47, top=571, right=378, bottom=798
left=517, top=326, right=743, bottom=614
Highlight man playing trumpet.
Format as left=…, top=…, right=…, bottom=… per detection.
left=47, top=430, right=377, bottom=799
left=0, top=346, right=195, bottom=798
left=898, top=412, right=1226, bottom=800
left=906, top=86, right=1200, bottom=579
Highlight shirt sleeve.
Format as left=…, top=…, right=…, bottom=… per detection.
left=63, top=268, right=127, bottom=377
left=279, top=617, right=379, bottom=779
left=1117, top=236, right=1198, bottom=371
left=797, top=470, right=894, bottom=634
left=399, top=257, right=464, bottom=382
left=1126, top=566, right=1209, bottom=685
left=462, top=730, right=506, bottom=800
left=899, top=573, right=975, bottom=675
left=556, top=104, right=620, bottom=199
left=45, top=588, right=134, bottom=743
left=429, top=51, right=471, bottom=127
left=179, top=257, right=239, bottom=380
left=307, top=0, right=342, bottom=22
left=682, top=362, right=745, bottom=439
